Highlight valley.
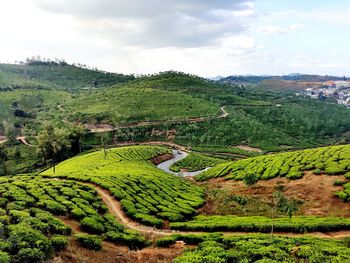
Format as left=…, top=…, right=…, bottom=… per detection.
left=0, top=61, right=350, bottom=262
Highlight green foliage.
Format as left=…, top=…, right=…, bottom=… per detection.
left=80, top=217, right=105, bottom=234
left=51, top=235, right=69, bottom=251
left=156, top=236, right=177, bottom=247
left=0, top=252, right=10, bottom=263
left=75, top=234, right=102, bottom=251
left=243, top=173, right=258, bottom=186
left=174, top=234, right=350, bottom=263
left=170, top=153, right=225, bottom=172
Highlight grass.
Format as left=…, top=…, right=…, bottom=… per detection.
left=41, top=146, right=205, bottom=226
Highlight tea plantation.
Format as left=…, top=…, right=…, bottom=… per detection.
left=196, top=145, right=350, bottom=181
left=41, top=146, right=205, bottom=226
left=171, top=234, right=350, bottom=262
left=0, top=176, right=146, bottom=262
left=170, top=215, right=350, bottom=233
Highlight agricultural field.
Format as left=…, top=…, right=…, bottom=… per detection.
left=0, top=175, right=146, bottom=262
left=196, top=145, right=350, bottom=181
left=170, top=153, right=226, bottom=172
left=41, top=146, right=205, bottom=226
left=170, top=234, right=350, bottom=262
left=61, top=86, right=220, bottom=124
left=170, top=215, right=350, bottom=233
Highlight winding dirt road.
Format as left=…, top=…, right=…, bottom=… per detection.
left=86, top=106, right=229, bottom=133
left=82, top=182, right=350, bottom=240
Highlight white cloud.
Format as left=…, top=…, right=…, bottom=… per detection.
left=257, top=24, right=304, bottom=35
left=35, top=0, right=255, bottom=48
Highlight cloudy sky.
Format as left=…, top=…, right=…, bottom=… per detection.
left=0, top=0, right=349, bottom=77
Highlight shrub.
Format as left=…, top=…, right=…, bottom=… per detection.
left=243, top=173, right=258, bottom=186
left=333, top=180, right=346, bottom=186
left=0, top=251, right=10, bottom=263
left=75, top=234, right=102, bottom=251
left=325, top=165, right=345, bottom=175
left=80, top=217, right=105, bottom=234
left=313, top=169, right=322, bottom=175
left=71, top=207, right=86, bottom=220
left=156, top=236, right=177, bottom=247
left=51, top=235, right=69, bottom=251
left=286, top=171, right=303, bottom=179
left=16, top=248, right=46, bottom=263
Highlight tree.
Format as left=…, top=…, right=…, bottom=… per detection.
left=36, top=126, right=69, bottom=173
left=66, top=124, right=85, bottom=155
left=97, top=132, right=112, bottom=159
left=243, top=173, right=258, bottom=186
left=270, top=184, right=301, bottom=239
left=2, top=121, right=17, bottom=145
left=0, top=145, right=7, bottom=176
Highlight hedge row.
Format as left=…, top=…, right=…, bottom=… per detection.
left=170, top=215, right=350, bottom=233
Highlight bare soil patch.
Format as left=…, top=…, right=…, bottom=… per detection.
left=49, top=238, right=187, bottom=263
left=204, top=172, right=350, bottom=217
left=235, top=145, right=263, bottom=153
left=151, top=153, right=174, bottom=165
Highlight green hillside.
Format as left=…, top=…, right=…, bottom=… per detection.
left=0, top=70, right=52, bottom=90
left=61, top=86, right=220, bottom=124
left=196, top=145, right=350, bottom=181
left=41, top=146, right=205, bottom=226
left=0, top=62, right=134, bottom=91
left=78, top=72, right=350, bottom=151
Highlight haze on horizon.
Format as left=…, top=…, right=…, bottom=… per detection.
left=0, top=0, right=349, bottom=77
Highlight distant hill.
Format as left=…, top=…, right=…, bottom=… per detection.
left=220, top=74, right=347, bottom=84
left=0, top=67, right=349, bottom=152
left=0, top=61, right=134, bottom=91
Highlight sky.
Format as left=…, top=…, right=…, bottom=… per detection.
left=0, top=0, right=349, bottom=77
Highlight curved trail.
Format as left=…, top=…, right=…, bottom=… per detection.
left=80, top=182, right=350, bottom=240
left=86, top=106, right=229, bottom=133
left=156, top=150, right=209, bottom=177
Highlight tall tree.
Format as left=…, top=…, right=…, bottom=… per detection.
left=36, top=126, right=69, bottom=173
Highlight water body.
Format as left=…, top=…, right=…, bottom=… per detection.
left=156, top=150, right=209, bottom=177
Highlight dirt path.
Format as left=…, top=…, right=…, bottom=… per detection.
left=114, top=141, right=189, bottom=151
left=86, top=106, right=229, bottom=133
left=17, top=136, right=35, bottom=147
left=92, top=184, right=178, bottom=237
left=80, top=182, right=350, bottom=240
left=57, top=104, right=65, bottom=112
left=0, top=137, right=7, bottom=145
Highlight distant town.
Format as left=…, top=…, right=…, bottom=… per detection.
left=301, top=81, right=350, bottom=108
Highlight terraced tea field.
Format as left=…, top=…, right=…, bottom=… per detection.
left=196, top=145, right=350, bottom=181
left=0, top=176, right=146, bottom=262
left=1, top=144, right=349, bottom=262
left=41, top=146, right=205, bottom=226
